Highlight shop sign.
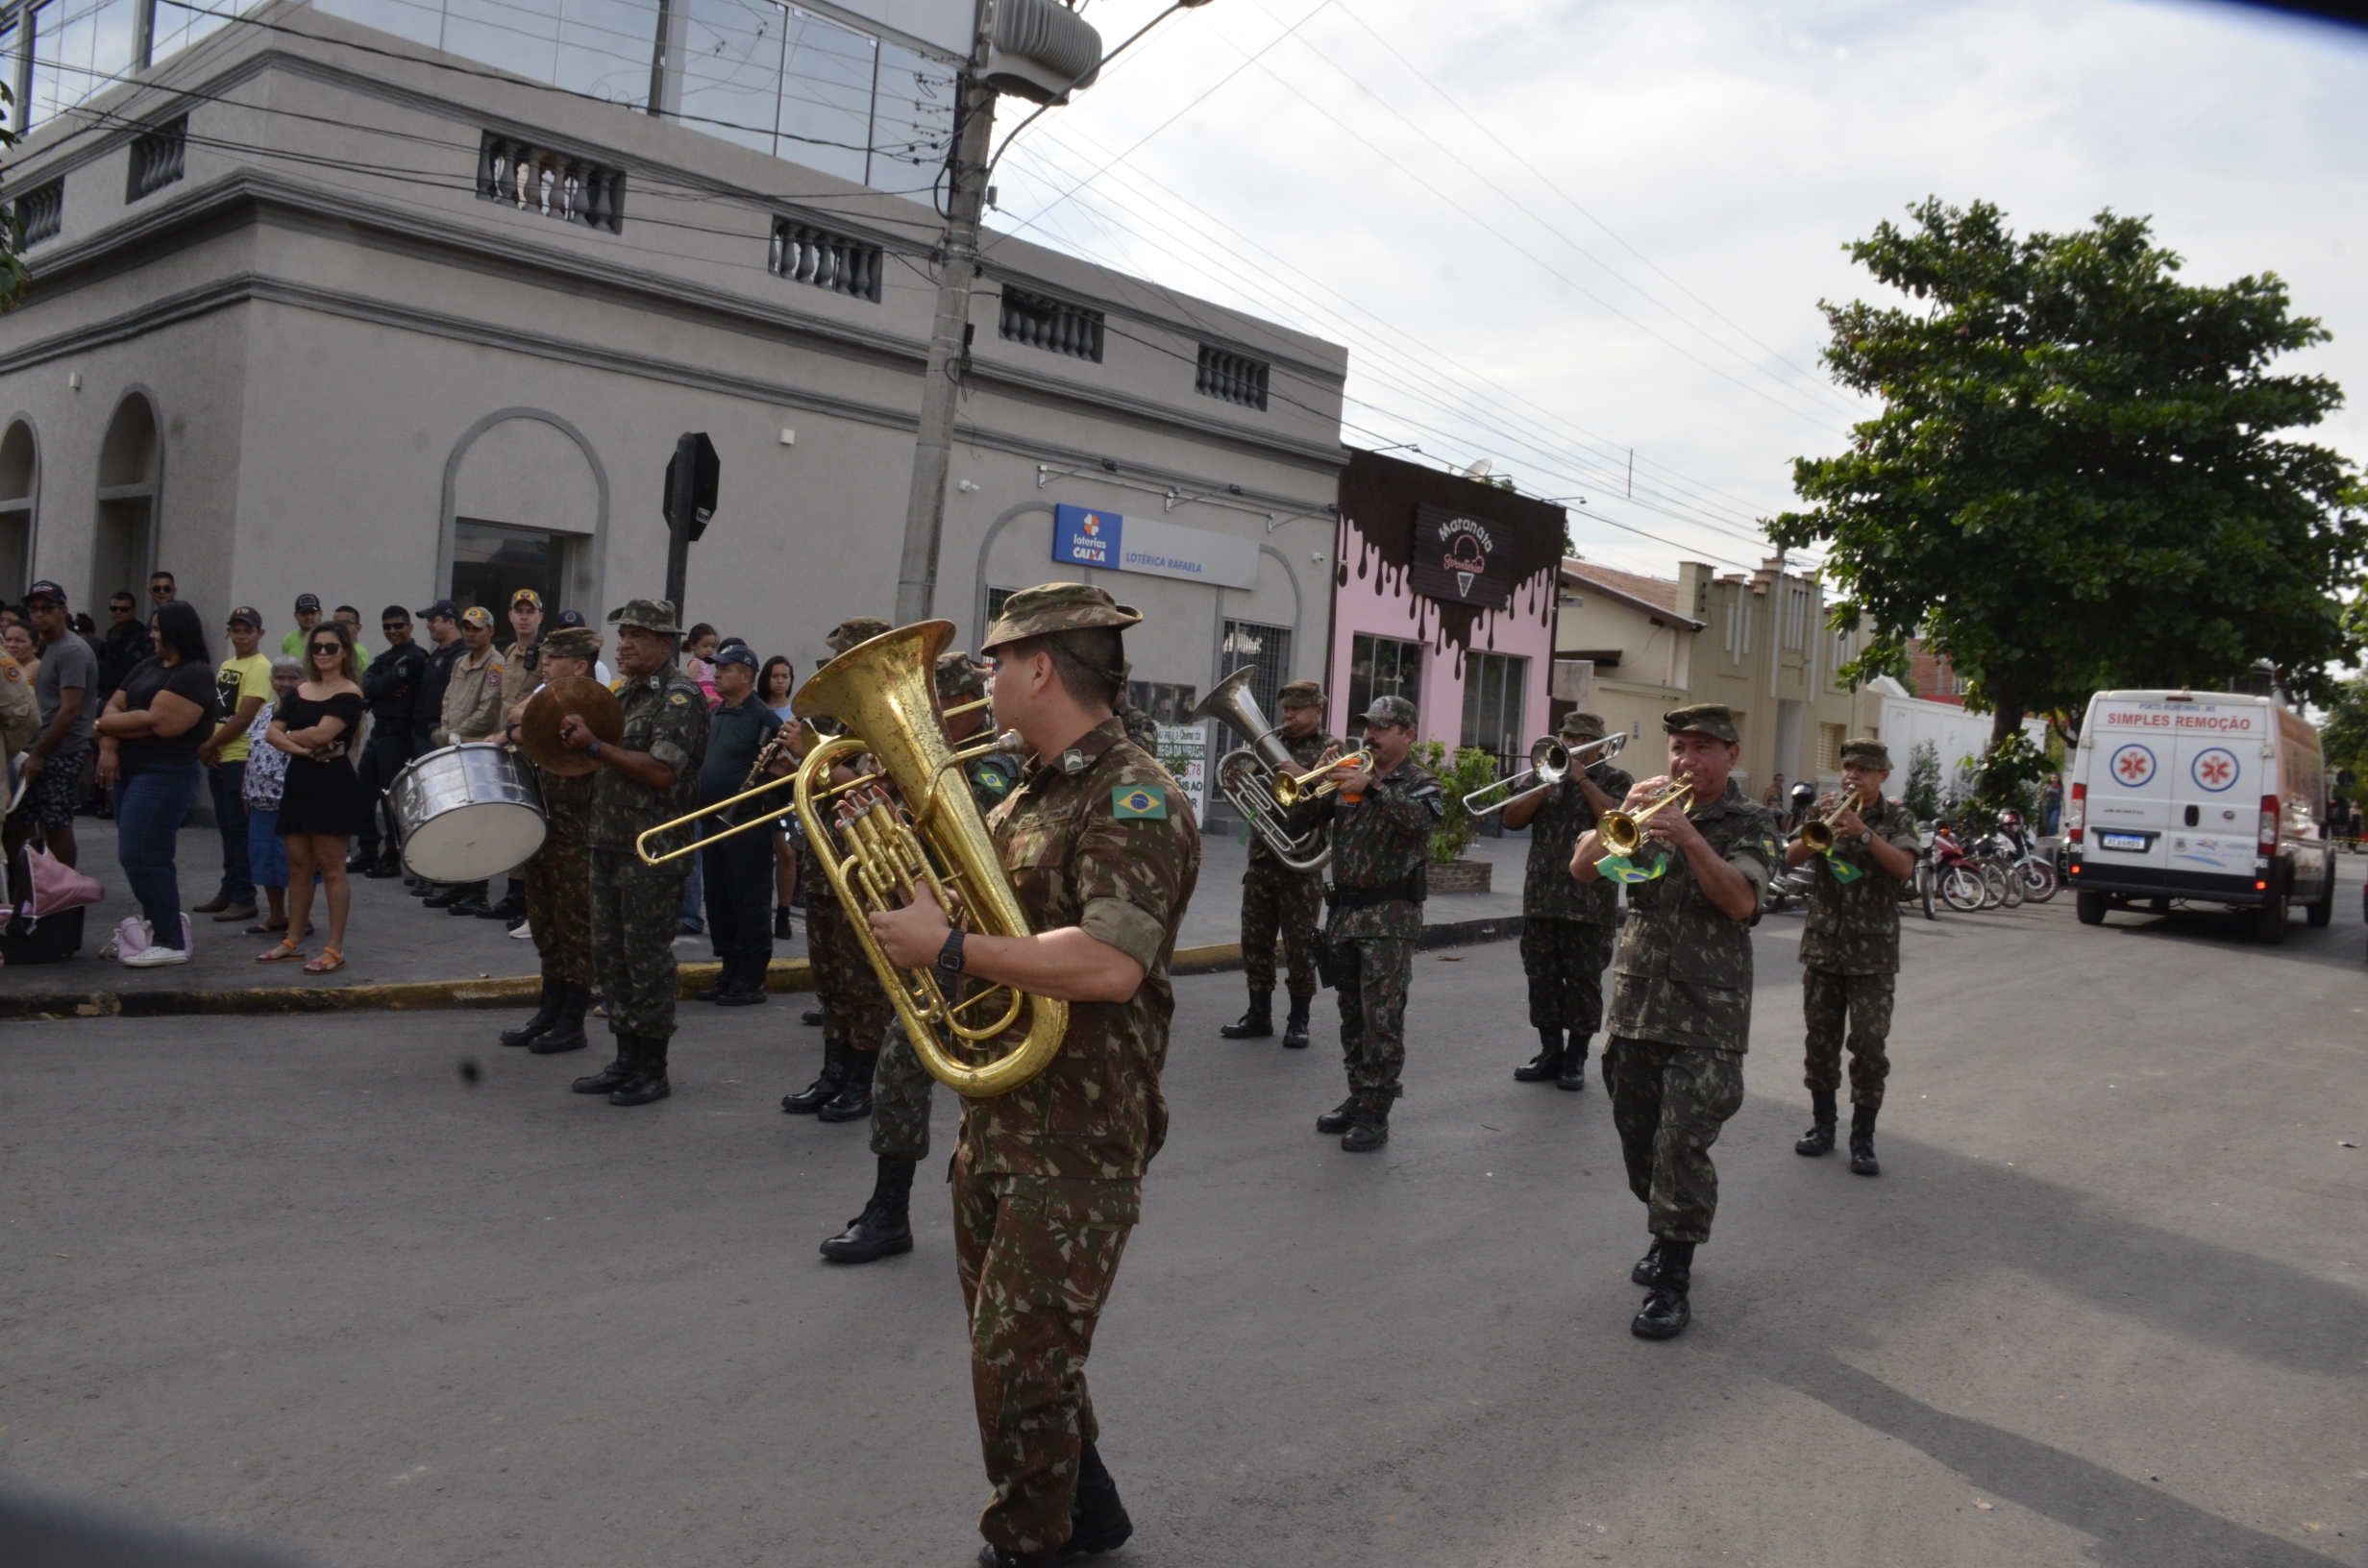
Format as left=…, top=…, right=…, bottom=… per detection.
left=1052, top=504, right=1259, bottom=591
left=1154, top=723, right=1208, bottom=821
left=1407, top=502, right=1515, bottom=611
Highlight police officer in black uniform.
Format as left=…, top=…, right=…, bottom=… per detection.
left=353, top=604, right=431, bottom=877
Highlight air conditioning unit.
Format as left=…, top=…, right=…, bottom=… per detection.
left=985, top=0, right=1103, bottom=104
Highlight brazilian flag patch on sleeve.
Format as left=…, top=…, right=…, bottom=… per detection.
left=1112, top=784, right=1168, bottom=820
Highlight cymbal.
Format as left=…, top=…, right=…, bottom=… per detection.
left=519, top=675, right=624, bottom=776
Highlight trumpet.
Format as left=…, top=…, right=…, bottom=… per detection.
left=1596, top=773, right=1697, bottom=858
left=1271, top=747, right=1374, bottom=807
left=1462, top=731, right=1628, bottom=817
left=1799, top=789, right=1863, bottom=853
left=632, top=696, right=998, bottom=867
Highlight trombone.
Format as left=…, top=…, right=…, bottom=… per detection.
left=1798, top=789, right=1863, bottom=853
left=1271, top=747, right=1374, bottom=807
left=1596, top=773, right=1697, bottom=858
left=633, top=697, right=1000, bottom=866
left=1462, top=731, right=1628, bottom=817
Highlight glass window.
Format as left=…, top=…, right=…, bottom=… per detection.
left=776, top=5, right=873, bottom=183
left=678, top=0, right=785, bottom=158
left=1460, top=651, right=1527, bottom=763
left=1124, top=681, right=1196, bottom=726
left=28, top=0, right=140, bottom=131
left=451, top=519, right=565, bottom=619
left=866, top=38, right=954, bottom=190
left=1347, top=633, right=1421, bottom=729
left=1220, top=619, right=1292, bottom=727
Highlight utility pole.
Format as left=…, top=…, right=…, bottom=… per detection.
left=893, top=33, right=999, bottom=628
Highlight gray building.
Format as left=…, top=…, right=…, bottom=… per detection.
left=0, top=0, right=1346, bottom=725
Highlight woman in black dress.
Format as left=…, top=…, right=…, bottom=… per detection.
left=261, top=621, right=366, bottom=973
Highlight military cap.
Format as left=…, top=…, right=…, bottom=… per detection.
left=935, top=649, right=989, bottom=702
left=459, top=605, right=496, bottom=630
left=1360, top=694, right=1418, bottom=730
left=1559, top=709, right=1608, bottom=740
left=980, top=582, right=1141, bottom=651
left=1839, top=736, right=1891, bottom=770
left=826, top=616, right=894, bottom=654
left=540, top=625, right=603, bottom=661
left=1662, top=702, right=1739, bottom=744
left=606, top=597, right=681, bottom=636
left=1276, top=679, right=1324, bottom=710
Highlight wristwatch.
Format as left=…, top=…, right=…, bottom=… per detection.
left=934, top=928, right=966, bottom=992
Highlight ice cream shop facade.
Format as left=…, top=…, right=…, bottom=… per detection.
left=1327, top=450, right=1565, bottom=770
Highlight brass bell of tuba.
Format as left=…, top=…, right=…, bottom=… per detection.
left=1191, top=666, right=1331, bottom=872
left=1799, top=790, right=1862, bottom=853
left=791, top=620, right=1068, bottom=1099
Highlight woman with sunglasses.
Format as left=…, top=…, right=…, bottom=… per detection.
left=757, top=655, right=800, bottom=939
left=260, top=622, right=366, bottom=973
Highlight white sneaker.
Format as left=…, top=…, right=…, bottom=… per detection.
left=508, top=919, right=533, bottom=940
left=122, top=943, right=190, bottom=968
left=106, top=915, right=154, bottom=962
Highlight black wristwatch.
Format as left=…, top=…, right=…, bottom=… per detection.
left=934, top=928, right=966, bottom=992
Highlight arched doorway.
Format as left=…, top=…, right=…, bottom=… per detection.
left=441, top=410, right=607, bottom=619
left=0, top=418, right=36, bottom=599
left=92, top=393, right=160, bottom=606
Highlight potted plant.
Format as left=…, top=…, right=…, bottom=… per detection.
left=1414, top=740, right=1499, bottom=893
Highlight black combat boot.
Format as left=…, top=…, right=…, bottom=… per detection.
left=1514, top=1027, right=1565, bottom=1082
left=1315, top=1096, right=1358, bottom=1136
left=1630, top=1237, right=1667, bottom=1286
left=364, top=847, right=404, bottom=880
left=694, top=964, right=731, bottom=1003
left=571, top=1035, right=637, bottom=1095
left=419, top=883, right=463, bottom=908
left=478, top=882, right=528, bottom=921
left=1795, top=1090, right=1838, bottom=1156
left=801, top=1008, right=825, bottom=1027
left=819, top=1156, right=917, bottom=1264
left=716, top=955, right=767, bottom=1007
left=530, top=984, right=591, bottom=1054
left=1064, top=1441, right=1133, bottom=1559
left=1630, top=1239, right=1693, bottom=1340
left=499, top=977, right=563, bottom=1048
left=1340, top=1103, right=1390, bottom=1153
left=1219, top=990, right=1273, bottom=1039
left=609, top=1035, right=672, bottom=1106
left=817, top=1047, right=878, bottom=1123
left=782, top=1039, right=848, bottom=1114
left=976, top=1548, right=1059, bottom=1568
left=1557, top=1033, right=1590, bottom=1091
left=445, top=881, right=491, bottom=918
left=1849, top=1103, right=1880, bottom=1176
left=1281, top=995, right=1312, bottom=1049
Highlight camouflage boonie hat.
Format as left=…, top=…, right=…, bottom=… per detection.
left=826, top=617, right=894, bottom=654
left=540, top=626, right=603, bottom=661
left=1360, top=694, right=1418, bottom=730
left=606, top=598, right=681, bottom=636
left=1560, top=709, right=1608, bottom=740
left=980, top=582, right=1141, bottom=651
left=1840, top=736, right=1891, bottom=770
left=1276, top=679, right=1324, bottom=710
left=1663, top=702, right=1739, bottom=744
left=934, top=649, right=989, bottom=702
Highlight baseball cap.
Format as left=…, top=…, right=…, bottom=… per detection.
left=294, top=593, right=321, bottom=613
left=416, top=599, right=461, bottom=621
left=712, top=644, right=758, bottom=673
left=227, top=606, right=262, bottom=629
left=22, top=579, right=65, bottom=606
left=459, top=605, right=496, bottom=630
left=509, top=588, right=543, bottom=609
left=554, top=608, right=587, bottom=629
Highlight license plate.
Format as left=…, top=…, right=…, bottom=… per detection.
left=2098, top=832, right=2148, bottom=851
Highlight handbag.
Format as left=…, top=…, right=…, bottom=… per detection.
left=19, top=841, right=103, bottom=919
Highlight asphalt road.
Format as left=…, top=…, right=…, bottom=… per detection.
left=5, top=871, right=2365, bottom=1567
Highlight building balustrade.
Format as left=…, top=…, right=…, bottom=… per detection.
left=768, top=218, right=882, bottom=302
left=476, top=133, right=626, bottom=234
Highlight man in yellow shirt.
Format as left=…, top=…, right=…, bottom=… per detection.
left=195, top=606, right=275, bottom=924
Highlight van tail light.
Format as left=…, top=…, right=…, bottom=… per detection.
left=2066, top=782, right=2086, bottom=845
left=2258, top=794, right=2280, bottom=853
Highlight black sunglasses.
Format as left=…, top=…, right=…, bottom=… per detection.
left=308, top=642, right=343, bottom=655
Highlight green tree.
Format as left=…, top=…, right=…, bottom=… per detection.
left=2321, top=674, right=2368, bottom=808
left=1902, top=740, right=1940, bottom=821
left=1412, top=740, right=1497, bottom=865
left=0, top=84, right=23, bottom=308
left=1770, top=200, right=2366, bottom=774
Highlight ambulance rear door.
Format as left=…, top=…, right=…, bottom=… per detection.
left=2083, top=700, right=2173, bottom=876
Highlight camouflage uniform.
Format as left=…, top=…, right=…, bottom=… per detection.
left=524, top=767, right=595, bottom=987
left=1604, top=776, right=1779, bottom=1244
left=1239, top=717, right=1338, bottom=1004
left=587, top=653, right=709, bottom=1042
left=802, top=618, right=898, bottom=1055
left=1799, top=792, right=1918, bottom=1110
left=869, top=659, right=1022, bottom=1163
left=1520, top=756, right=1634, bottom=1038
left=1300, top=735, right=1444, bottom=1112
left=954, top=585, right=1197, bottom=1559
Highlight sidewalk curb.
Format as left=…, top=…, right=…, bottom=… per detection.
left=0, top=916, right=1523, bottom=1020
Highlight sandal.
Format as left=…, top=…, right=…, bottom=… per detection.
left=304, top=946, right=346, bottom=975
left=258, top=940, right=307, bottom=964
left=246, top=919, right=289, bottom=936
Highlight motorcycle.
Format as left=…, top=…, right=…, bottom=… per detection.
left=1931, top=823, right=2000, bottom=913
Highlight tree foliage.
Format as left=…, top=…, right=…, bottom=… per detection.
left=1770, top=200, right=2366, bottom=759
left=0, top=84, right=22, bottom=308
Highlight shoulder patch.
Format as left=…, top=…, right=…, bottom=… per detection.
left=975, top=766, right=1007, bottom=792
left=669, top=691, right=691, bottom=706
left=2, top=661, right=18, bottom=682
left=1112, top=784, right=1168, bottom=820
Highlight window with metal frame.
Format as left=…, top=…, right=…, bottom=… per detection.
left=1124, top=680, right=1196, bottom=725
left=1347, top=633, right=1421, bottom=727
left=1460, top=651, right=1527, bottom=766
left=1220, top=619, right=1292, bottom=724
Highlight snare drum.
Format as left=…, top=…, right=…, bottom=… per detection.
left=388, top=743, right=547, bottom=882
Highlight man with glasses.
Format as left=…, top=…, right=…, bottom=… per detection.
left=147, top=572, right=176, bottom=606
left=96, top=591, right=151, bottom=704
left=352, top=604, right=429, bottom=878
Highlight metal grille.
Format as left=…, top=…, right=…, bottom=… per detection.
left=477, top=132, right=626, bottom=234
left=769, top=218, right=882, bottom=302
left=1196, top=345, right=1270, bottom=410
left=14, top=182, right=62, bottom=246
left=127, top=118, right=187, bottom=203
left=999, top=285, right=1104, bottom=362
left=1125, top=681, right=1197, bottom=724
left=1221, top=620, right=1293, bottom=723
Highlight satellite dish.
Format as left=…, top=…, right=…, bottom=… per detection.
left=1462, top=457, right=1493, bottom=478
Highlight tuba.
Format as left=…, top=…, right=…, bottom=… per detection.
left=1190, top=666, right=1331, bottom=872
left=790, top=621, right=1067, bottom=1098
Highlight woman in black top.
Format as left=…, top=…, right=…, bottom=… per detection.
left=261, top=622, right=366, bottom=974
left=93, top=600, right=221, bottom=966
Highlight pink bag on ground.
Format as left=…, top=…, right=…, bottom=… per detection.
left=22, top=843, right=102, bottom=919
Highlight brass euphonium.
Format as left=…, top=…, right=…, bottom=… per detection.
left=1799, top=790, right=1862, bottom=853
left=790, top=620, right=1067, bottom=1099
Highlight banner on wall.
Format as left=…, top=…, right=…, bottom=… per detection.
left=1153, top=724, right=1209, bottom=821
left=1052, top=504, right=1260, bottom=591
left=1406, top=502, right=1516, bottom=612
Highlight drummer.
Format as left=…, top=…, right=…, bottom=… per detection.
left=491, top=625, right=604, bottom=1056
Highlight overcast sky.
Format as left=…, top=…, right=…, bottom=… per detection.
left=983, top=0, right=2368, bottom=583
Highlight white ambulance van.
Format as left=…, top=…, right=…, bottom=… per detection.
left=2064, top=689, right=2334, bottom=943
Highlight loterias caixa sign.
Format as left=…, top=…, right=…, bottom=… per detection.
left=1406, top=502, right=1515, bottom=612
